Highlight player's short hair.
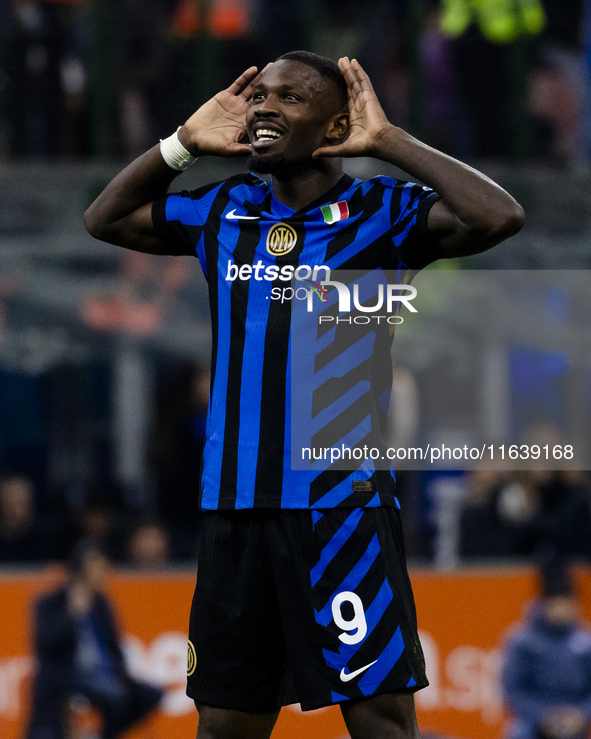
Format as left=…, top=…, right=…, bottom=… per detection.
left=275, top=50, right=347, bottom=110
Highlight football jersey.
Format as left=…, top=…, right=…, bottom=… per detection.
left=152, top=172, right=440, bottom=510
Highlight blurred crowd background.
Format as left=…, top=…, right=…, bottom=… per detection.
left=1, top=0, right=591, bottom=572
left=1, top=0, right=591, bottom=165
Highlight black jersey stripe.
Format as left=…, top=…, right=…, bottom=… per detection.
left=217, top=217, right=261, bottom=508
left=312, top=359, right=372, bottom=417
left=253, top=220, right=308, bottom=505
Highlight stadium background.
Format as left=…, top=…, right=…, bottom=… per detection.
left=1, top=0, right=591, bottom=737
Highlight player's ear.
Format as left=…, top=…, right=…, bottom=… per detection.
left=325, top=113, right=349, bottom=143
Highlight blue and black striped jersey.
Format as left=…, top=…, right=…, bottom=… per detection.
left=152, top=172, right=440, bottom=510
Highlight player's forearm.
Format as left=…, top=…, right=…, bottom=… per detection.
left=373, top=125, right=524, bottom=243
left=84, top=145, right=179, bottom=240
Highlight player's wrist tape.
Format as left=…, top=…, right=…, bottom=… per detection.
left=159, top=127, right=197, bottom=171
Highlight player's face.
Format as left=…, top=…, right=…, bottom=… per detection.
left=246, top=60, right=345, bottom=173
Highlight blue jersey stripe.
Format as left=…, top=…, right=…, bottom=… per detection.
left=281, top=324, right=293, bottom=504
left=358, top=625, right=405, bottom=695
left=311, top=510, right=325, bottom=529
left=311, top=467, right=376, bottom=509
left=391, top=183, right=422, bottom=248
left=166, top=183, right=223, bottom=225
left=331, top=691, right=350, bottom=703
left=367, top=492, right=381, bottom=507
left=235, top=278, right=273, bottom=508
left=195, top=231, right=207, bottom=274
left=310, top=508, right=364, bottom=587
left=309, top=341, right=375, bottom=426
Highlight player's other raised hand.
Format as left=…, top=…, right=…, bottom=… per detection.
left=178, top=66, right=264, bottom=157
left=313, top=57, right=392, bottom=160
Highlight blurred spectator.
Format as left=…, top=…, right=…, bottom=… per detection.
left=460, top=470, right=531, bottom=559
left=2, top=0, right=589, bottom=164
left=440, top=0, right=546, bottom=159
left=529, top=0, right=590, bottom=166
left=26, top=540, right=163, bottom=739
left=527, top=471, right=591, bottom=559
left=0, top=474, right=42, bottom=562
left=151, top=362, right=208, bottom=557
left=421, top=4, right=460, bottom=155
left=357, top=0, right=411, bottom=133
left=460, top=470, right=591, bottom=561
left=69, top=487, right=128, bottom=562
left=502, top=555, right=591, bottom=739
left=110, top=0, right=177, bottom=158
left=6, top=0, right=87, bottom=157
left=162, top=0, right=261, bottom=139
left=127, top=520, right=171, bottom=568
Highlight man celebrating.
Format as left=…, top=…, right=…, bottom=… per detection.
left=85, top=51, right=523, bottom=738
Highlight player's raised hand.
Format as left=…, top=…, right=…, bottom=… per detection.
left=313, top=57, right=393, bottom=159
left=179, top=66, right=264, bottom=157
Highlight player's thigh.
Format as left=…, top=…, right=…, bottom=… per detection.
left=195, top=703, right=279, bottom=739
left=341, top=692, right=421, bottom=739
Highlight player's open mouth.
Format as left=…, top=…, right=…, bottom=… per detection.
left=251, top=128, right=284, bottom=149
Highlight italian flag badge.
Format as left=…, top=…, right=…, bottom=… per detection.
left=321, top=201, right=349, bottom=224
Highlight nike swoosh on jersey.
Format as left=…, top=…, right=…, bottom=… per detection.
left=339, top=660, right=378, bottom=682
left=226, top=209, right=260, bottom=220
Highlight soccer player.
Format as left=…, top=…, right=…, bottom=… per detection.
left=84, top=51, right=524, bottom=739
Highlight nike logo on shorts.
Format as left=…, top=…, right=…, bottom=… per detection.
left=226, top=209, right=260, bottom=220
left=339, top=660, right=378, bottom=682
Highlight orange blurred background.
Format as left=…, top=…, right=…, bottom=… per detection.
left=2, top=565, right=590, bottom=739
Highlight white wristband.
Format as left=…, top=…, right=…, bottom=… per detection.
left=159, top=127, right=197, bottom=171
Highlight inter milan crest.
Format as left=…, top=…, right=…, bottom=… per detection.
left=266, top=223, right=297, bottom=256
left=187, top=640, right=197, bottom=676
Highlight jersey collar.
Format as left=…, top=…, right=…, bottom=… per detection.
left=262, top=174, right=356, bottom=220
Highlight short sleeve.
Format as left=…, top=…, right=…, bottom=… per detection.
left=388, top=180, right=442, bottom=270
left=151, top=196, right=196, bottom=256
left=151, top=180, right=225, bottom=258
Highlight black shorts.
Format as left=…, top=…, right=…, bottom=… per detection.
left=187, top=507, right=428, bottom=712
